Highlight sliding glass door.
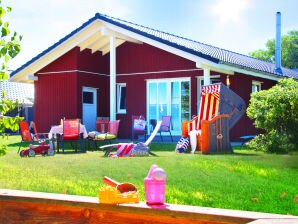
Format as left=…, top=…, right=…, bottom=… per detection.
left=147, top=78, right=190, bottom=135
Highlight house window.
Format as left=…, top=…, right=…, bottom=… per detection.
left=252, top=81, right=261, bottom=92
left=147, top=77, right=190, bottom=135
left=83, top=91, right=94, bottom=104
left=117, top=83, right=126, bottom=114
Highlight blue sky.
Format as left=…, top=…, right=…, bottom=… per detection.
left=6, top=0, right=298, bottom=71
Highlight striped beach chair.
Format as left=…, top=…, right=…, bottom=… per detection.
left=182, top=83, right=246, bottom=154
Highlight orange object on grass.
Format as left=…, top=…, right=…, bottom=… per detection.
left=98, top=185, right=139, bottom=204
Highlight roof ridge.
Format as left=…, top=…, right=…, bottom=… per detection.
left=96, top=13, right=295, bottom=72
left=10, top=12, right=298, bottom=80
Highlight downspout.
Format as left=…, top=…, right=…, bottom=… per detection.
left=274, top=12, right=283, bottom=74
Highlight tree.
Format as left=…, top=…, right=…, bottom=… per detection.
left=0, top=1, right=22, bottom=156
left=249, top=30, right=298, bottom=69
left=246, top=78, right=298, bottom=153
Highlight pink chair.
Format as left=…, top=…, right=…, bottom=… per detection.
left=159, top=115, right=173, bottom=142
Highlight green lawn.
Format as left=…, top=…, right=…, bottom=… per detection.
left=1, top=135, right=297, bottom=215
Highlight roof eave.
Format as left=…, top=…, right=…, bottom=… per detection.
left=219, top=61, right=285, bottom=81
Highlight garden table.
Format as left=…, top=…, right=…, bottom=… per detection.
left=48, top=124, right=88, bottom=139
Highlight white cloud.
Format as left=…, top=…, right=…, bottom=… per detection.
left=210, top=0, right=251, bottom=25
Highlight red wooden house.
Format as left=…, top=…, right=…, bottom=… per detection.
left=10, top=13, right=298, bottom=140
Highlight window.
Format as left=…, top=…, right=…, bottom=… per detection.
left=252, top=81, right=261, bottom=92
left=117, top=83, right=126, bottom=113
left=147, top=77, right=190, bottom=135
left=83, top=91, right=94, bottom=104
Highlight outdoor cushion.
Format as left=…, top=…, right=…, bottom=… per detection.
left=95, top=133, right=116, bottom=140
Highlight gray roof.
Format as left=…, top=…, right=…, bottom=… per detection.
left=10, top=13, right=298, bottom=80
left=0, top=81, right=34, bottom=106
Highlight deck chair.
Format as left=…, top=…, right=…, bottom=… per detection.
left=59, top=118, right=82, bottom=153
left=100, top=121, right=162, bottom=157
left=88, top=120, right=120, bottom=150
left=159, top=115, right=173, bottom=142
left=182, top=83, right=246, bottom=154
left=18, top=121, right=48, bottom=153
left=96, top=119, right=109, bottom=132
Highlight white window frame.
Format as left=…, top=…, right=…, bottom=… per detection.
left=117, top=83, right=126, bottom=114
left=146, top=77, right=191, bottom=135
left=252, top=81, right=262, bottom=93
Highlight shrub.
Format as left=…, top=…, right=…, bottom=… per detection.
left=246, top=78, right=298, bottom=153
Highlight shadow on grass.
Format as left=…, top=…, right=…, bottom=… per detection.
left=55, top=151, right=87, bottom=155
left=232, top=152, right=260, bottom=156
left=7, top=142, right=22, bottom=148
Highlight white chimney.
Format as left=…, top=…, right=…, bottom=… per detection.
left=275, top=12, right=283, bottom=74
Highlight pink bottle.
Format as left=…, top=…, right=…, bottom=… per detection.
left=144, top=164, right=166, bottom=205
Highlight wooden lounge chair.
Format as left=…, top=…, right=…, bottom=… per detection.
left=100, top=121, right=162, bottom=157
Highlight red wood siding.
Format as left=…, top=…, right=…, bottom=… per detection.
left=35, top=48, right=80, bottom=132
left=41, top=48, right=79, bottom=72
left=35, top=72, right=79, bottom=132
left=110, top=42, right=200, bottom=138
left=32, top=41, right=278, bottom=141
left=34, top=47, right=110, bottom=132
left=229, top=73, right=277, bottom=139
left=77, top=48, right=109, bottom=119
left=77, top=73, right=110, bottom=119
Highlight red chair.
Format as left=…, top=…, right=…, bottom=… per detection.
left=18, top=121, right=49, bottom=153
left=131, top=115, right=147, bottom=141
left=60, top=119, right=82, bottom=153
left=96, top=119, right=109, bottom=133
left=88, top=120, right=120, bottom=151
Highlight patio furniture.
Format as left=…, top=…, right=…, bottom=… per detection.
left=100, top=121, right=162, bottom=157
left=96, top=119, right=109, bottom=133
left=18, top=121, right=49, bottom=153
left=182, top=83, right=246, bottom=154
left=88, top=120, right=120, bottom=150
left=59, top=118, right=82, bottom=153
left=131, top=115, right=147, bottom=141
left=159, top=115, right=173, bottom=142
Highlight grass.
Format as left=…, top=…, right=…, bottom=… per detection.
left=0, top=135, right=297, bottom=215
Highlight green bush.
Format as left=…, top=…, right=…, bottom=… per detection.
left=247, top=78, right=298, bottom=153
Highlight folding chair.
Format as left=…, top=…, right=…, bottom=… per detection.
left=159, top=115, right=173, bottom=142
left=100, top=121, right=162, bottom=157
